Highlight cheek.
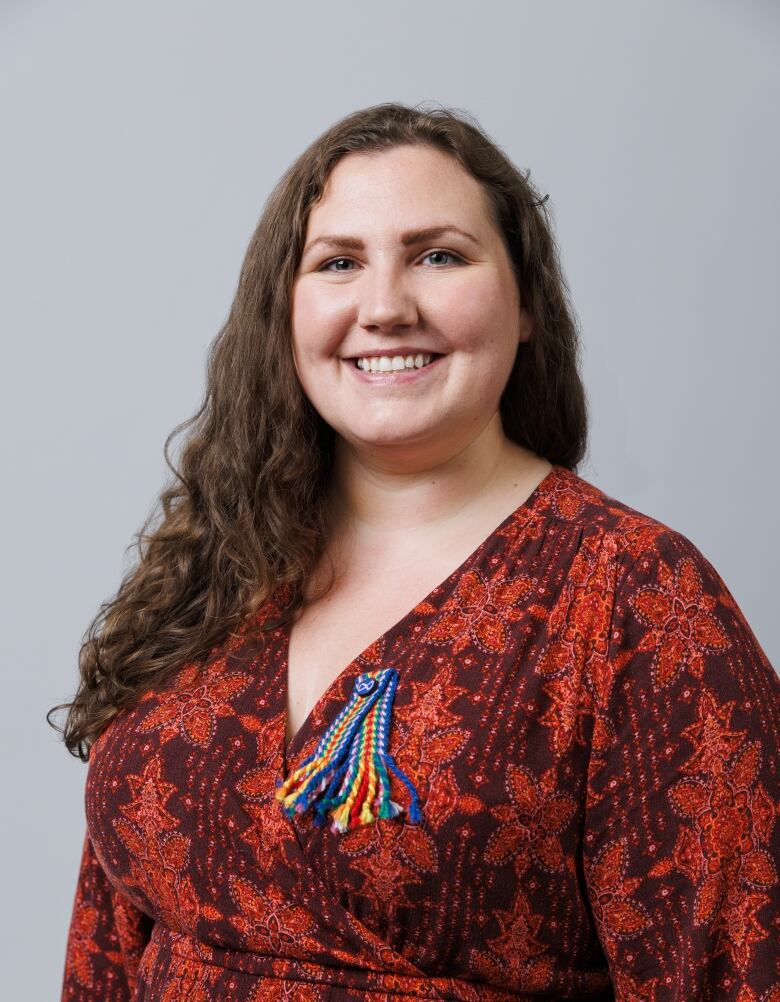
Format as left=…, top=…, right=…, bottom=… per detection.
left=441, top=290, right=520, bottom=389
left=435, top=272, right=518, bottom=342
left=453, top=347, right=515, bottom=400
left=291, top=284, right=351, bottom=362
left=440, top=306, right=519, bottom=369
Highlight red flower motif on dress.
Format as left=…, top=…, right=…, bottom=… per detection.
left=537, top=544, right=613, bottom=719
left=235, top=758, right=280, bottom=801
left=235, top=758, right=297, bottom=870
left=585, top=839, right=652, bottom=947
left=539, top=668, right=589, bottom=756
left=422, top=568, right=533, bottom=653
left=397, top=670, right=483, bottom=828
left=341, top=823, right=434, bottom=910
left=403, top=673, right=467, bottom=738
left=484, top=764, right=577, bottom=872
left=535, top=574, right=608, bottom=753
left=630, top=555, right=731, bottom=686
left=228, top=874, right=319, bottom=957
left=661, top=738, right=777, bottom=973
left=679, top=688, right=748, bottom=777
left=111, top=756, right=199, bottom=929
left=617, top=520, right=669, bottom=563
left=547, top=477, right=586, bottom=520
left=63, top=898, right=104, bottom=989
left=159, top=953, right=216, bottom=1001
left=535, top=636, right=575, bottom=678
left=470, top=889, right=554, bottom=993
left=340, top=809, right=437, bottom=913
left=421, top=746, right=484, bottom=827
left=138, top=657, right=252, bottom=748
left=712, top=890, right=776, bottom=979
left=118, top=755, right=182, bottom=835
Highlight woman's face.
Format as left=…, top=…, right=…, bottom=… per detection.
left=290, top=144, right=533, bottom=467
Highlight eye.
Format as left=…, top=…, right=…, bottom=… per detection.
left=318, top=256, right=355, bottom=273
left=316, top=249, right=465, bottom=273
left=421, top=249, right=464, bottom=267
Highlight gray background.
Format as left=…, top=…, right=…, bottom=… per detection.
left=0, top=0, right=777, bottom=996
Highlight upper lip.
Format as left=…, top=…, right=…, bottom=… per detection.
left=344, top=347, right=443, bottom=359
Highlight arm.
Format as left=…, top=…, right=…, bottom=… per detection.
left=61, top=828, right=154, bottom=1001
left=582, top=528, right=779, bottom=1001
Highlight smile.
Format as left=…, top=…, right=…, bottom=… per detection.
left=345, top=353, right=446, bottom=383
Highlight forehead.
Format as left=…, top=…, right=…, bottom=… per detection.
left=306, top=145, right=494, bottom=235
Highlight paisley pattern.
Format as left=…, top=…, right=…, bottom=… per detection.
left=60, top=465, right=780, bottom=1000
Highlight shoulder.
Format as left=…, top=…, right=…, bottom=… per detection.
left=541, top=465, right=727, bottom=577
left=539, top=465, right=673, bottom=533
left=546, top=472, right=777, bottom=705
left=543, top=467, right=775, bottom=670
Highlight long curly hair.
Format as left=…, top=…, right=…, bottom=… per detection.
left=47, top=100, right=589, bottom=761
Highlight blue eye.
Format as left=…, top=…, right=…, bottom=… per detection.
left=317, top=249, right=464, bottom=272
left=423, top=250, right=461, bottom=266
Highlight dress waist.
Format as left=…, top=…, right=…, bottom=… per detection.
left=138, top=921, right=533, bottom=1001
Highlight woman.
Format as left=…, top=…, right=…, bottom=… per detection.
left=53, top=102, right=779, bottom=1000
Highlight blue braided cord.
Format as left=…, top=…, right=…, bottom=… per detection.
left=373, top=676, right=396, bottom=807
left=334, top=714, right=363, bottom=801
left=377, top=670, right=423, bottom=823
left=296, top=715, right=361, bottom=809
left=295, top=682, right=375, bottom=790
left=383, top=753, right=422, bottom=822
left=338, top=669, right=394, bottom=802
left=314, top=669, right=389, bottom=760
left=285, top=737, right=354, bottom=815
left=293, top=688, right=363, bottom=771
left=321, top=758, right=351, bottom=803
left=294, top=670, right=392, bottom=810
left=304, top=693, right=364, bottom=761
left=311, top=758, right=352, bottom=825
left=300, top=667, right=387, bottom=765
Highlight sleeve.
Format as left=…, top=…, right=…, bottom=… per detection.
left=61, top=827, right=155, bottom=1001
left=582, top=528, right=780, bottom=1001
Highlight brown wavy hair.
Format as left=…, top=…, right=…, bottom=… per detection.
left=47, top=100, right=588, bottom=761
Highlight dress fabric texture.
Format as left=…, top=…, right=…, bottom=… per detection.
left=60, top=465, right=780, bottom=1001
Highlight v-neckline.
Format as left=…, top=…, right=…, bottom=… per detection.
left=279, top=463, right=560, bottom=777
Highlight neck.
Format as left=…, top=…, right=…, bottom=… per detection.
left=327, top=412, right=542, bottom=536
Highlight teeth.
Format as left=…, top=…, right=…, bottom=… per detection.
left=356, top=353, right=434, bottom=372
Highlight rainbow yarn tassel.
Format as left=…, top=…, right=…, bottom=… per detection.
left=275, top=667, right=422, bottom=833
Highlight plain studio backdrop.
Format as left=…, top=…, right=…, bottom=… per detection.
left=0, top=0, right=777, bottom=996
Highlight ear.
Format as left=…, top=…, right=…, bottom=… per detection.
left=518, top=305, right=535, bottom=344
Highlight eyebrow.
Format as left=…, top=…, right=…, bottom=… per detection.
left=301, top=225, right=481, bottom=257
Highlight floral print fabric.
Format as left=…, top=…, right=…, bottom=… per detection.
left=60, top=465, right=780, bottom=1000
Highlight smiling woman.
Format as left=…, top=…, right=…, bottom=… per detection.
left=290, top=145, right=533, bottom=459
left=51, top=102, right=779, bottom=1001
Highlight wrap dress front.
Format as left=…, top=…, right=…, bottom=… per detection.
left=60, top=464, right=780, bottom=1000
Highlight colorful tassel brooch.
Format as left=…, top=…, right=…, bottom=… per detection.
left=275, top=667, right=422, bottom=833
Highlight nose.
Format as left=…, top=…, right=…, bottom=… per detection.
left=356, top=265, right=419, bottom=333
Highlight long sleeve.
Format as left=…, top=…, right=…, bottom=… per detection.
left=582, top=527, right=780, bottom=1001
left=61, top=827, right=155, bottom=1001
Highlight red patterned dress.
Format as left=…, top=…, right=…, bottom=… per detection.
left=60, top=464, right=780, bottom=1001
